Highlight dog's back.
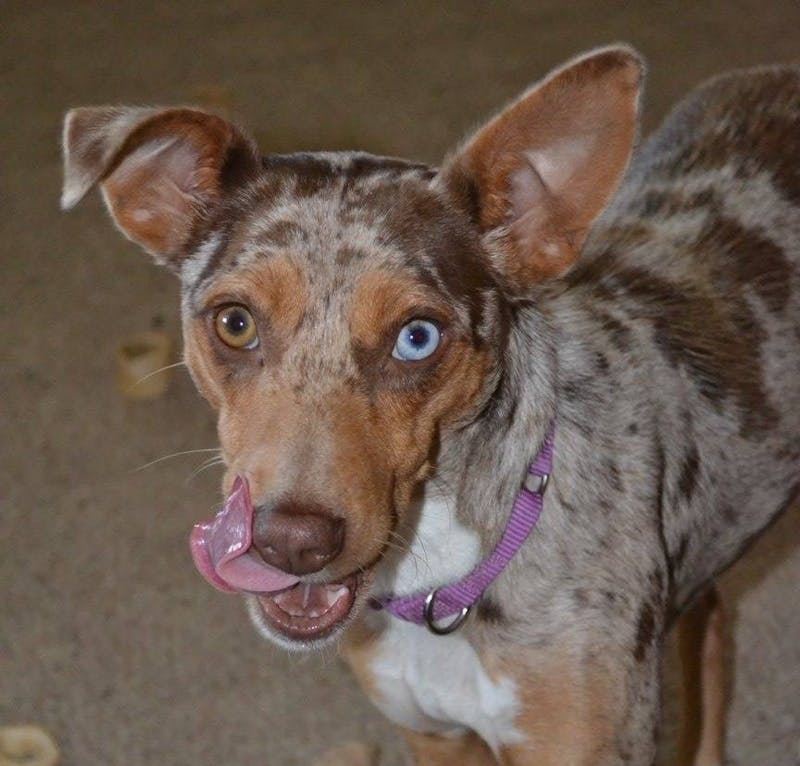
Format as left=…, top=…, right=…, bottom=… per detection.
left=561, top=65, right=800, bottom=607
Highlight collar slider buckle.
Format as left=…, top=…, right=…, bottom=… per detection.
left=523, top=472, right=550, bottom=495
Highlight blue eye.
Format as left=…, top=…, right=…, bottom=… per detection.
left=392, top=319, right=441, bottom=361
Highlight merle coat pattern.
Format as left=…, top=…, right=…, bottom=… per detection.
left=61, top=47, right=799, bottom=765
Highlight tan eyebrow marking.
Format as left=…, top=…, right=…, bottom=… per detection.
left=207, top=256, right=310, bottom=337
left=349, top=270, right=450, bottom=348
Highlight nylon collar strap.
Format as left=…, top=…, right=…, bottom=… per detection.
left=370, top=426, right=555, bottom=634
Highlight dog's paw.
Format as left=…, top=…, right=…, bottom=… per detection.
left=311, top=741, right=380, bottom=766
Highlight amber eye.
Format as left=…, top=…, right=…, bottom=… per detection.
left=214, top=305, right=259, bottom=349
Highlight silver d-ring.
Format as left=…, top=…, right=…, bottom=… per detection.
left=423, top=588, right=471, bottom=636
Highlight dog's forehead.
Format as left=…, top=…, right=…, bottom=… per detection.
left=183, top=151, right=496, bottom=322
left=248, top=152, right=439, bottom=272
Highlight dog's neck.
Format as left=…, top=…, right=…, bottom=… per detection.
left=440, top=298, right=559, bottom=534
left=392, top=275, right=626, bottom=588
left=369, top=299, right=560, bottom=603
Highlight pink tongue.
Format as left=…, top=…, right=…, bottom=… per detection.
left=189, top=476, right=300, bottom=594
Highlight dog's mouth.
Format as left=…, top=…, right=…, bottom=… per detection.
left=254, top=573, right=361, bottom=641
left=189, top=476, right=370, bottom=645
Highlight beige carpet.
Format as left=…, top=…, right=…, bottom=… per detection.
left=2, top=2, right=799, bottom=764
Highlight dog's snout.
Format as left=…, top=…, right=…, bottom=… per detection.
left=252, top=503, right=344, bottom=575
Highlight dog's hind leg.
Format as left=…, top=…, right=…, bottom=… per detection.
left=676, top=586, right=727, bottom=766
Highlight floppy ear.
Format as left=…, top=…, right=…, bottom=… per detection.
left=439, top=46, right=643, bottom=289
left=61, top=106, right=260, bottom=268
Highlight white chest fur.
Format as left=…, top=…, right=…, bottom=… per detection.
left=367, top=494, right=524, bottom=753
left=366, top=618, right=524, bottom=752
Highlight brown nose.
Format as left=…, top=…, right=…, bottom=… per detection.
left=251, top=503, right=344, bottom=575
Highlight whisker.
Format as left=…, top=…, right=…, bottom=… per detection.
left=382, top=538, right=412, bottom=557
left=132, top=360, right=187, bottom=387
left=387, top=530, right=416, bottom=559
left=197, top=454, right=225, bottom=468
left=388, top=528, right=414, bottom=549
left=406, top=525, right=432, bottom=574
left=133, top=447, right=222, bottom=472
left=383, top=531, right=430, bottom=577
left=185, top=456, right=226, bottom=485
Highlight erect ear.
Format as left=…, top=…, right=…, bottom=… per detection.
left=439, top=46, right=643, bottom=289
left=61, top=106, right=260, bottom=268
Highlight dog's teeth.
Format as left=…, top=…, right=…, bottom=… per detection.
left=302, top=583, right=312, bottom=608
left=325, top=586, right=349, bottom=608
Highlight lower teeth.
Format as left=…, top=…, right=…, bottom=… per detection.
left=325, top=586, right=349, bottom=608
left=271, top=583, right=350, bottom=618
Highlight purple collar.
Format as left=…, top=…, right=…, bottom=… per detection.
left=371, top=426, right=555, bottom=634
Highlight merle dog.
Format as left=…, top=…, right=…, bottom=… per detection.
left=62, top=46, right=799, bottom=765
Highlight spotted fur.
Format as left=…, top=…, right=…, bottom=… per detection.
left=62, top=48, right=799, bottom=765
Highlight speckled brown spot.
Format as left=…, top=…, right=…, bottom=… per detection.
left=633, top=602, right=656, bottom=662
left=678, top=446, right=701, bottom=502
left=476, top=597, right=506, bottom=625
left=699, top=217, right=792, bottom=316
left=256, top=219, right=306, bottom=249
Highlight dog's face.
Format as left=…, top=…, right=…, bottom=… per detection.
left=62, top=47, right=641, bottom=649
left=183, top=156, right=506, bottom=647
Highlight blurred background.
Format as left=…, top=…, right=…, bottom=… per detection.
left=2, top=2, right=798, bottom=764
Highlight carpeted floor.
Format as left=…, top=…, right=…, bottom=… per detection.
left=2, top=2, right=799, bottom=764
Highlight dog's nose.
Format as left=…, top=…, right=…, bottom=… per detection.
left=251, top=503, right=344, bottom=575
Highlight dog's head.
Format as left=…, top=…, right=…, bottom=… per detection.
left=62, top=47, right=641, bottom=650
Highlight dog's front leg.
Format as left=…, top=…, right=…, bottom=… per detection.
left=393, top=645, right=661, bottom=766
left=311, top=741, right=380, bottom=766
left=485, top=644, right=661, bottom=766
left=401, top=729, right=498, bottom=766
left=344, top=623, right=661, bottom=765
left=342, top=621, right=500, bottom=765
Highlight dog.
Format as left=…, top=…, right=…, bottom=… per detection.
left=61, top=45, right=799, bottom=765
